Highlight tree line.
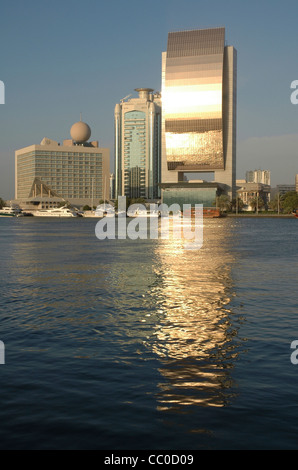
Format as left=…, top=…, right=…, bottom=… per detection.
left=216, top=191, right=298, bottom=213
left=269, top=191, right=298, bottom=214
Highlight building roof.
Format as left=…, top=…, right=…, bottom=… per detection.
left=159, top=182, right=225, bottom=190
left=237, top=182, right=271, bottom=191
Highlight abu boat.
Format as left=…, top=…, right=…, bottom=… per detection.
left=293, top=210, right=298, bottom=218
left=34, top=206, right=78, bottom=217
left=0, top=207, right=19, bottom=217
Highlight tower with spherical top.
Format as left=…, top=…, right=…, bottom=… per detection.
left=70, top=120, right=92, bottom=144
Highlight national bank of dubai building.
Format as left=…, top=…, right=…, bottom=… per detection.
left=160, top=27, right=237, bottom=206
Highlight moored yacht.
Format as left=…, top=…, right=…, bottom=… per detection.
left=34, top=206, right=78, bottom=217
left=0, top=207, right=19, bottom=217
left=95, top=204, right=115, bottom=218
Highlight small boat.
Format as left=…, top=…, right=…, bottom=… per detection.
left=127, top=208, right=160, bottom=218
left=16, top=212, right=33, bottom=217
left=116, top=210, right=126, bottom=217
left=95, top=205, right=115, bottom=218
left=293, top=209, right=298, bottom=218
left=0, top=207, right=19, bottom=217
left=203, top=208, right=223, bottom=218
left=34, top=206, right=78, bottom=217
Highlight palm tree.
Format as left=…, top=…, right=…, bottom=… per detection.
left=216, top=195, right=232, bottom=212
left=232, top=197, right=244, bottom=213
left=250, top=196, right=264, bottom=212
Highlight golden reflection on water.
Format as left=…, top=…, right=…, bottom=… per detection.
left=149, top=219, right=239, bottom=410
left=7, top=219, right=241, bottom=414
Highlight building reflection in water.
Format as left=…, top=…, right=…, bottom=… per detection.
left=147, top=219, right=241, bottom=411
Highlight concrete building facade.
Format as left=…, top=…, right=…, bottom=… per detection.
left=276, top=184, right=296, bottom=195
left=15, top=121, right=110, bottom=210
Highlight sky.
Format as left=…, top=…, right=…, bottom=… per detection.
left=0, top=0, right=298, bottom=199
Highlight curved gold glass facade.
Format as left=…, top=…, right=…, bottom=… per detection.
left=163, top=28, right=225, bottom=171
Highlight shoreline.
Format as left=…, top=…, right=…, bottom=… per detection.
left=227, top=213, right=295, bottom=218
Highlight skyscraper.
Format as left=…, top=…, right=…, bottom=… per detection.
left=161, top=27, right=237, bottom=206
left=114, top=88, right=161, bottom=200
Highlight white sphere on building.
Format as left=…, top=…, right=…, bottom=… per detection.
left=70, top=121, right=91, bottom=143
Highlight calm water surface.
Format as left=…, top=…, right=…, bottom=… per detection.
left=0, top=216, right=297, bottom=449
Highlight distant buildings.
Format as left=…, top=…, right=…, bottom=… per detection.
left=238, top=169, right=271, bottom=210
left=270, top=174, right=298, bottom=199
left=239, top=172, right=298, bottom=210
left=114, top=88, right=161, bottom=200
left=14, top=120, right=110, bottom=210
left=237, top=182, right=271, bottom=210
left=275, top=184, right=296, bottom=195
left=246, top=169, right=271, bottom=186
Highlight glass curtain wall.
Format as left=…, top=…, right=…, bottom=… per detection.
left=123, top=110, right=146, bottom=198
left=163, top=28, right=225, bottom=171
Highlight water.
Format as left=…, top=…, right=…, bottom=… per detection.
left=0, top=216, right=297, bottom=450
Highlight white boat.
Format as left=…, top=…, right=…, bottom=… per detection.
left=127, top=208, right=160, bottom=218
left=94, top=205, right=115, bottom=218
left=34, top=206, right=78, bottom=217
left=116, top=210, right=126, bottom=217
left=82, top=211, right=101, bottom=218
left=0, top=207, right=19, bottom=217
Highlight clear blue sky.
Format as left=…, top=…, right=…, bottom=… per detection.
left=1, top=0, right=298, bottom=199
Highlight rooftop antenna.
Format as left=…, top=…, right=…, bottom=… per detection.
left=120, top=94, right=132, bottom=103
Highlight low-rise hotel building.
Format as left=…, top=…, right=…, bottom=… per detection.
left=14, top=120, right=110, bottom=210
